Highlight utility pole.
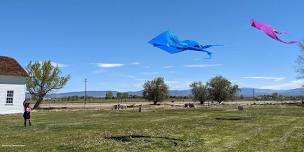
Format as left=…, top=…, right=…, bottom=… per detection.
left=84, top=78, right=87, bottom=104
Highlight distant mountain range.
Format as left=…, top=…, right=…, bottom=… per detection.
left=239, top=88, right=304, bottom=96
left=46, top=88, right=304, bottom=98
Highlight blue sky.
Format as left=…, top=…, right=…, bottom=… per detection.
left=1, top=0, right=304, bottom=92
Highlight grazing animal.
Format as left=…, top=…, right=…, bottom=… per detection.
left=238, top=105, right=244, bottom=111
left=139, top=104, right=142, bottom=112
left=184, top=103, right=188, bottom=108
left=127, top=104, right=135, bottom=108
left=113, top=104, right=119, bottom=110
left=113, top=104, right=128, bottom=110
left=119, top=104, right=128, bottom=109
left=184, top=103, right=195, bottom=108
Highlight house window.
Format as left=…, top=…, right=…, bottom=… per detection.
left=6, top=90, right=14, bottom=104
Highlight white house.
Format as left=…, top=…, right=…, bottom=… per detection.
left=0, top=56, right=28, bottom=114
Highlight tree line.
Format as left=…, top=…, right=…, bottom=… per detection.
left=143, top=76, right=239, bottom=105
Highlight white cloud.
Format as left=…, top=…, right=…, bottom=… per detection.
left=184, top=64, right=223, bottom=68
left=38, top=61, right=68, bottom=68
left=123, top=75, right=146, bottom=81
left=241, top=76, right=285, bottom=82
left=92, top=69, right=107, bottom=74
left=165, top=80, right=180, bottom=84
left=259, top=80, right=304, bottom=90
left=97, top=63, right=124, bottom=68
left=140, top=72, right=160, bottom=75
left=134, top=82, right=144, bottom=89
left=165, top=80, right=192, bottom=90
left=131, top=62, right=140, bottom=65
left=125, top=75, right=136, bottom=79
left=163, top=65, right=174, bottom=69
left=50, top=62, right=68, bottom=68
left=193, top=58, right=202, bottom=61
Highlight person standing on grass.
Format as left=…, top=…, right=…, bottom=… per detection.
left=23, top=103, right=32, bottom=127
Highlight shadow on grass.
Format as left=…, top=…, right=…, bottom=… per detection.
left=105, top=135, right=184, bottom=146
left=215, top=116, right=252, bottom=121
left=281, top=102, right=304, bottom=107
left=39, top=107, right=68, bottom=110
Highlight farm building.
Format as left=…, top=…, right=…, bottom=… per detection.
left=0, top=56, right=28, bottom=114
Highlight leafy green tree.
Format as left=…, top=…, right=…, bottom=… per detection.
left=116, top=92, right=128, bottom=100
left=116, top=92, right=122, bottom=99
left=240, top=95, right=244, bottom=100
left=122, top=92, right=129, bottom=99
left=105, top=91, right=113, bottom=99
left=26, top=61, right=70, bottom=109
left=143, top=77, right=169, bottom=105
left=190, top=81, right=209, bottom=104
left=229, top=84, right=240, bottom=101
left=272, top=92, right=278, bottom=100
left=207, top=76, right=239, bottom=103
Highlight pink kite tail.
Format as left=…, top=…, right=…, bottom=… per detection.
left=285, top=41, right=299, bottom=44
left=276, top=38, right=299, bottom=44
left=251, top=19, right=299, bottom=45
left=274, top=30, right=288, bottom=35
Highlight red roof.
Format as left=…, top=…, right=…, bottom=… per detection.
left=0, top=56, right=28, bottom=77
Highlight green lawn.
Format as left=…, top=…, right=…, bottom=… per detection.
left=0, top=105, right=303, bottom=152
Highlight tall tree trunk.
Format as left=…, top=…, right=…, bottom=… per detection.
left=33, top=97, right=43, bottom=109
left=153, top=100, right=158, bottom=105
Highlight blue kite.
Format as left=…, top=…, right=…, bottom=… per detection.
left=148, top=31, right=221, bottom=58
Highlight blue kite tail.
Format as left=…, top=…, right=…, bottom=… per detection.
left=201, top=44, right=223, bottom=49
left=205, top=52, right=212, bottom=59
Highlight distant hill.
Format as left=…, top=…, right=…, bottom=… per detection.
left=239, top=88, right=304, bottom=96
left=44, top=88, right=304, bottom=98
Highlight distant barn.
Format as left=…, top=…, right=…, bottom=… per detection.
left=0, top=56, right=28, bottom=114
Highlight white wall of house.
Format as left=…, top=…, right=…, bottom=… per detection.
left=0, top=75, right=26, bottom=114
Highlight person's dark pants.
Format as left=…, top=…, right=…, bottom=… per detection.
left=24, top=118, right=31, bottom=127
left=23, top=112, right=31, bottom=127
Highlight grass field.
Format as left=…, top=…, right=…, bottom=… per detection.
left=0, top=105, right=303, bottom=152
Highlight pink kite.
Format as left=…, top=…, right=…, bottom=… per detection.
left=251, top=19, right=298, bottom=44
